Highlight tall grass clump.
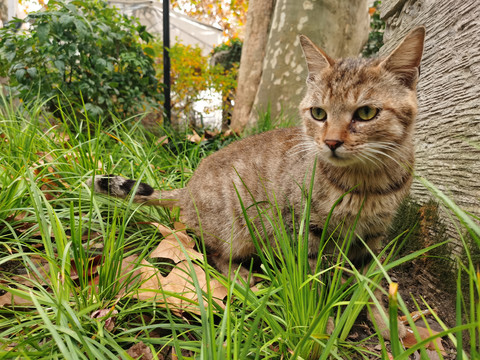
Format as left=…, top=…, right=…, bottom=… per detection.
left=0, top=97, right=221, bottom=358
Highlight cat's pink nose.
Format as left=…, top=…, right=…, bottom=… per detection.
left=324, top=139, right=344, bottom=151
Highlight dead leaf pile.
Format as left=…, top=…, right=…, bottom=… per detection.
left=128, top=222, right=228, bottom=314
left=0, top=222, right=227, bottom=316
left=399, top=309, right=447, bottom=358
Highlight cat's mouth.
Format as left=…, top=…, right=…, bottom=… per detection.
left=327, top=151, right=347, bottom=162
left=324, top=149, right=357, bottom=167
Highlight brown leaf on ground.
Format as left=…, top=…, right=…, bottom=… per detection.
left=223, top=129, right=235, bottom=137
left=0, top=291, right=33, bottom=307
left=173, top=221, right=187, bottom=233
left=116, top=255, right=143, bottom=295
left=186, top=130, right=203, bottom=144
left=70, top=254, right=104, bottom=281
left=46, top=126, right=70, bottom=144
left=156, top=136, right=169, bottom=146
left=399, top=308, right=435, bottom=325
left=402, top=326, right=446, bottom=354
left=142, top=222, right=202, bottom=263
left=8, top=211, right=41, bottom=236
left=133, top=259, right=227, bottom=314
left=204, top=129, right=220, bottom=139
left=150, top=234, right=202, bottom=263
left=126, top=341, right=154, bottom=360
left=118, top=224, right=227, bottom=314
left=90, top=307, right=118, bottom=332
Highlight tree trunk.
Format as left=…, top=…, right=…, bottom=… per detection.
left=380, top=0, right=480, bottom=253
left=232, top=0, right=369, bottom=131
left=0, top=0, right=8, bottom=25
left=0, top=0, right=16, bottom=26
left=230, top=0, right=275, bottom=133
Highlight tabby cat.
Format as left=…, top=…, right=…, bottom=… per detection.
left=87, top=27, right=425, bottom=339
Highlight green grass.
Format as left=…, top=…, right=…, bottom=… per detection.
left=0, top=98, right=478, bottom=359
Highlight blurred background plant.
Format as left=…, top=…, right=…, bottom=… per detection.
left=0, top=0, right=161, bottom=124
left=362, top=0, right=385, bottom=57
left=150, top=38, right=240, bottom=130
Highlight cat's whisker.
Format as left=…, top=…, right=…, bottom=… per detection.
left=352, top=153, right=370, bottom=166
left=365, top=147, right=403, bottom=167
left=368, top=141, right=409, bottom=158
left=288, top=141, right=319, bottom=158
left=371, top=141, right=408, bottom=157
left=359, top=150, right=387, bottom=168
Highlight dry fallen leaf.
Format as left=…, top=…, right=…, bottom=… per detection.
left=150, top=235, right=202, bottom=263
left=400, top=308, right=435, bottom=325
left=156, top=136, right=169, bottom=146
left=132, top=257, right=227, bottom=314
left=186, top=129, right=203, bottom=144
left=90, top=307, right=118, bottom=332
left=116, top=255, right=143, bottom=296
left=204, top=129, right=220, bottom=139
left=173, top=221, right=187, bottom=233
left=0, top=291, right=33, bottom=307
left=141, top=222, right=202, bottom=263
left=402, top=326, right=446, bottom=355
left=70, top=254, right=103, bottom=281
left=119, top=224, right=227, bottom=313
left=126, top=341, right=154, bottom=360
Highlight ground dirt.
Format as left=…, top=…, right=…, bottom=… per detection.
left=347, top=258, right=459, bottom=359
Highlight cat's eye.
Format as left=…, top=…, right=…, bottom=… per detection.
left=311, top=107, right=327, bottom=121
left=355, top=106, right=378, bottom=121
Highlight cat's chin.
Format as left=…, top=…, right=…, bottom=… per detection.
left=322, top=153, right=357, bottom=167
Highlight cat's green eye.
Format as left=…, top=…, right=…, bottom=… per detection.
left=311, top=107, right=327, bottom=121
left=355, top=106, right=378, bottom=121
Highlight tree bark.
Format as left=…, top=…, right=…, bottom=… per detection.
left=232, top=0, right=369, bottom=131
left=0, top=0, right=17, bottom=26
left=0, top=0, right=8, bottom=25
left=380, top=0, right=480, bottom=253
left=230, top=0, right=275, bottom=133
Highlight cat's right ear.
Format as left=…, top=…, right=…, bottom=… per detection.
left=299, top=35, right=334, bottom=81
left=381, top=26, right=426, bottom=89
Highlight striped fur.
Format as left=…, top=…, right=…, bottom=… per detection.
left=87, top=27, right=425, bottom=339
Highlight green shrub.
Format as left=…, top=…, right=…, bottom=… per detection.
left=362, top=0, right=385, bottom=57
left=0, top=0, right=161, bottom=122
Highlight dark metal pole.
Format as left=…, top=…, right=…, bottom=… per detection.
left=163, top=0, right=171, bottom=124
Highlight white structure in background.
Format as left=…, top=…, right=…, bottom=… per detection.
left=108, top=0, right=225, bottom=128
left=108, top=0, right=222, bottom=56
left=6, top=0, right=17, bottom=20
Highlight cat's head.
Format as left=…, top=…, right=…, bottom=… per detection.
left=299, top=27, right=425, bottom=169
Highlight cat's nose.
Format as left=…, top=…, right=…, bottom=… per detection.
left=324, top=139, right=344, bottom=151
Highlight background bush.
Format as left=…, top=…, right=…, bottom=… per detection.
left=150, top=39, right=239, bottom=128
left=0, top=0, right=161, bottom=122
left=362, top=0, right=385, bottom=57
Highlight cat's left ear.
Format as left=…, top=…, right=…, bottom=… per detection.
left=299, top=35, right=334, bottom=81
left=381, top=26, right=426, bottom=89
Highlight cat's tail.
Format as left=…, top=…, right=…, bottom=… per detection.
left=85, top=175, right=181, bottom=209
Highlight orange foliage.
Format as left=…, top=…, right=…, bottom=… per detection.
left=171, top=0, right=248, bottom=39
